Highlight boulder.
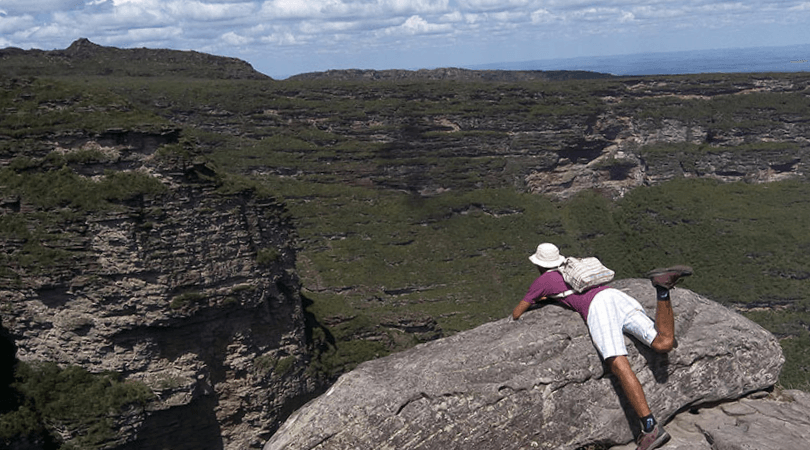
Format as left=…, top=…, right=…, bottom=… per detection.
left=264, top=279, right=784, bottom=450
left=610, top=389, right=810, bottom=450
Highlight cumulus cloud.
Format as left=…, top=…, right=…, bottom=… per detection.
left=0, top=12, right=35, bottom=34
left=386, top=15, right=453, bottom=35
left=0, top=0, right=84, bottom=15
left=166, top=1, right=257, bottom=21
left=221, top=30, right=251, bottom=45
left=530, top=8, right=556, bottom=24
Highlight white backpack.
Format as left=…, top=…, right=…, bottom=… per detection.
left=551, top=256, right=615, bottom=298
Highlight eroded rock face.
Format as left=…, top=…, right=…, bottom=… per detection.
left=264, top=279, right=783, bottom=450
left=0, top=133, right=317, bottom=450
left=523, top=113, right=810, bottom=200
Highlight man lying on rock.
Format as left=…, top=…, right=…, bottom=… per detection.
left=511, top=243, right=692, bottom=450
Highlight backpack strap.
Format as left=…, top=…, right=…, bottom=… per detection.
left=549, top=265, right=574, bottom=299
left=550, top=289, right=574, bottom=299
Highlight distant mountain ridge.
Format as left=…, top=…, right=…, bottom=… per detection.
left=0, top=38, right=270, bottom=80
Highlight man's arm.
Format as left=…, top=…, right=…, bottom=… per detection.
left=512, top=300, right=532, bottom=320
left=512, top=297, right=549, bottom=320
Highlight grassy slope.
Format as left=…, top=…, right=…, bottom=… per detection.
left=280, top=177, right=810, bottom=388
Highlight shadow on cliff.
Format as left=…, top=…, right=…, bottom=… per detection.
left=117, top=395, right=223, bottom=450
left=262, top=293, right=337, bottom=439
left=0, top=320, right=62, bottom=449
left=302, top=293, right=336, bottom=354
left=1, top=321, right=17, bottom=414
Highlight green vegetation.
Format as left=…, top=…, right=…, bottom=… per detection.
left=0, top=156, right=166, bottom=211
left=0, top=151, right=168, bottom=280
left=285, top=176, right=810, bottom=380
left=253, top=354, right=297, bottom=378
left=0, top=362, right=154, bottom=449
left=2, top=58, right=810, bottom=443
left=256, top=248, right=281, bottom=266
left=169, top=292, right=206, bottom=310
left=0, top=77, right=169, bottom=140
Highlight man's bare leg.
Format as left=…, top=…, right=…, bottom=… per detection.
left=606, top=355, right=671, bottom=449
left=651, top=298, right=675, bottom=353
left=605, top=265, right=692, bottom=449
left=605, top=355, right=651, bottom=418
left=646, top=265, right=693, bottom=353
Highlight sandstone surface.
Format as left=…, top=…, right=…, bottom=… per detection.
left=610, top=389, right=810, bottom=450
left=264, top=279, right=783, bottom=450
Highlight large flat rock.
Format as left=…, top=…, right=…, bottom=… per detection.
left=610, top=389, right=810, bottom=450
left=264, top=279, right=784, bottom=450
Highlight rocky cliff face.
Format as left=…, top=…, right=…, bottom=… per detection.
left=0, top=129, right=316, bottom=449
left=225, top=73, right=810, bottom=201
left=481, top=76, right=810, bottom=199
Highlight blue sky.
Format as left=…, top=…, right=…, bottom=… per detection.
left=1, top=0, right=809, bottom=79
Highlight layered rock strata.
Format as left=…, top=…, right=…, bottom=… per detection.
left=1, top=131, right=315, bottom=449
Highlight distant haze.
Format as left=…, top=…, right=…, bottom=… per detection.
left=469, top=44, right=810, bottom=77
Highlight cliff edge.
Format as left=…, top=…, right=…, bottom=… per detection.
left=265, top=279, right=786, bottom=450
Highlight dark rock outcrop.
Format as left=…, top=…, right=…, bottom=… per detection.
left=0, top=129, right=316, bottom=449
left=264, top=279, right=783, bottom=450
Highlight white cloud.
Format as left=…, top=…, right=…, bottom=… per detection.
left=300, top=19, right=362, bottom=34
left=0, top=13, right=36, bottom=35
left=390, top=15, right=452, bottom=35
left=221, top=30, right=251, bottom=45
left=0, top=0, right=85, bottom=15
left=166, top=1, right=257, bottom=21
left=382, top=0, right=450, bottom=14
left=457, top=0, right=532, bottom=12
left=530, top=8, right=556, bottom=24
left=111, top=0, right=153, bottom=5
left=260, top=30, right=299, bottom=45
left=260, top=0, right=346, bottom=19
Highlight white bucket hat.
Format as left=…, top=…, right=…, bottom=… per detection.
left=529, top=243, right=566, bottom=268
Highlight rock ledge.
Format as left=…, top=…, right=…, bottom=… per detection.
left=265, top=279, right=783, bottom=450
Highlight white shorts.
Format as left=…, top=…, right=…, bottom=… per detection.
left=586, top=288, right=658, bottom=360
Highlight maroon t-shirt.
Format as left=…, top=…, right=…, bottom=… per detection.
left=521, top=270, right=609, bottom=321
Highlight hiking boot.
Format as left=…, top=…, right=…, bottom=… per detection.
left=636, top=424, right=671, bottom=450
left=646, top=265, right=693, bottom=290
